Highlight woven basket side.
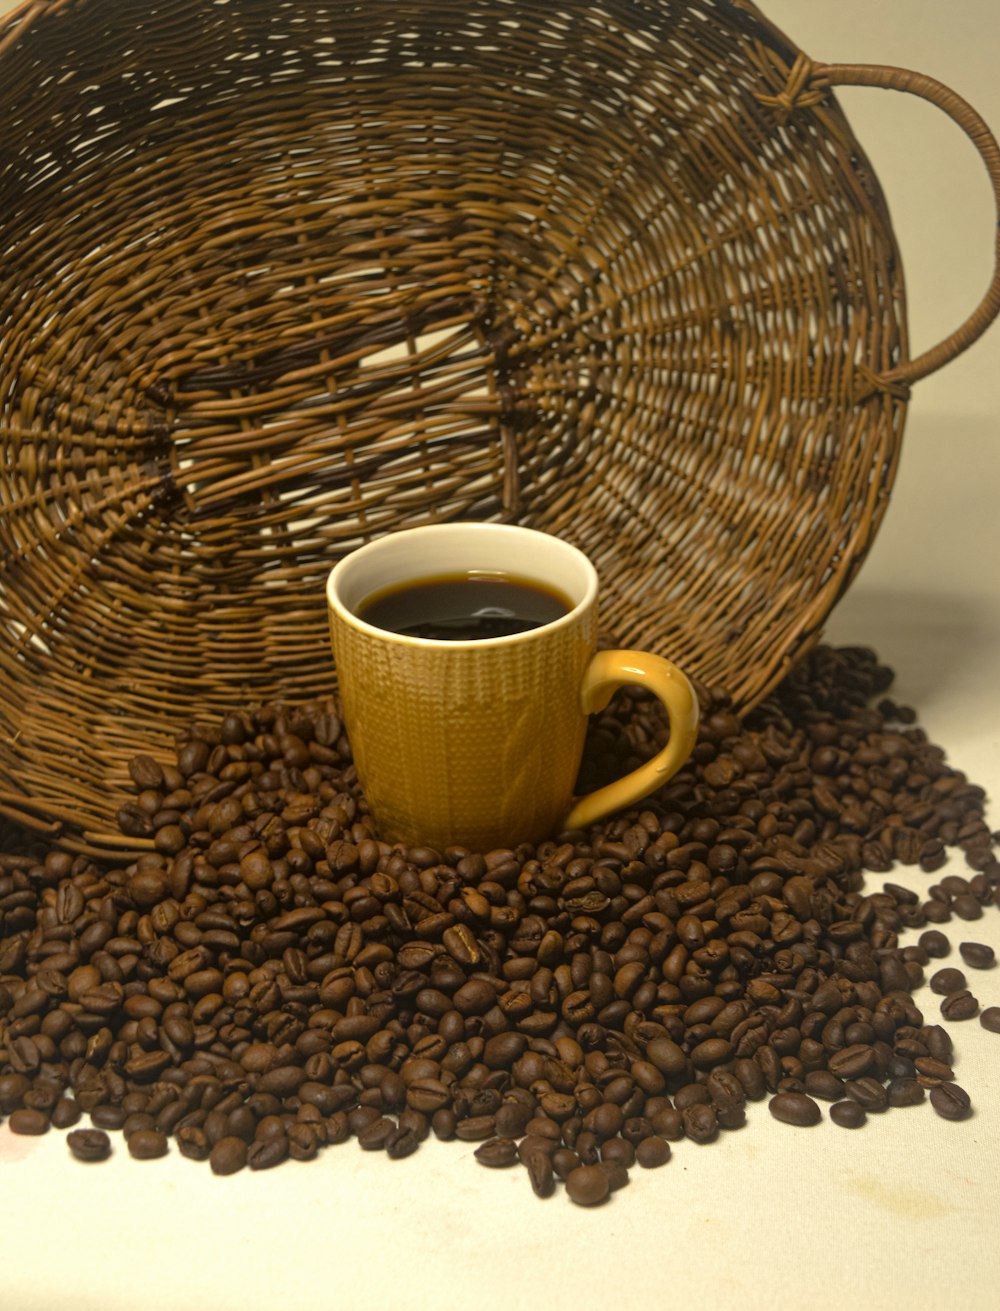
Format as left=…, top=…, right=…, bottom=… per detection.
left=0, top=0, right=908, bottom=851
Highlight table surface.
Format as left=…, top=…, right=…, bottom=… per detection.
left=1, top=3, right=998, bottom=1309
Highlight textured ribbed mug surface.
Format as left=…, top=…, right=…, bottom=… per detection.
left=329, top=599, right=597, bottom=850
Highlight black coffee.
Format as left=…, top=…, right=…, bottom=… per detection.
left=357, top=572, right=571, bottom=640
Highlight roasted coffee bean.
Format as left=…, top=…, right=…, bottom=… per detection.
left=600, top=1136, right=636, bottom=1169
left=565, top=1164, right=610, bottom=1206
left=843, top=1077, right=888, bottom=1112
left=918, top=930, right=951, bottom=959
left=8, top=1108, right=50, bottom=1135
left=929, top=1082, right=972, bottom=1121
left=682, top=1103, right=718, bottom=1143
left=826, top=1045, right=875, bottom=1080
left=980, top=1007, right=1000, bottom=1033
left=355, top=1116, right=395, bottom=1151
left=952, top=895, right=983, bottom=921
left=50, top=1097, right=82, bottom=1130
left=91, top=1105, right=127, bottom=1131
left=248, top=1136, right=289, bottom=1170
left=768, top=1092, right=821, bottom=1127
left=128, top=1129, right=169, bottom=1160
left=635, top=1136, right=671, bottom=1168
left=210, top=1136, right=248, bottom=1175
left=803, top=1071, right=845, bottom=1102
left=0, top=646, right=997, bottom=1205
left=474, top=1137, right=519, bottom=1168
left=522, top=1146, right=555, bottom=1198
left=940, top=990, right=979, bottom=1021
left=829, top=1100, right=866, bottom=1128
left=958, top=941, right=995, bottom=969
left=887, top=1078, right=926, bottom=1108
left=67, top=1128, right=112, bottom=1161
left=929, top=967, right=967, bottom=995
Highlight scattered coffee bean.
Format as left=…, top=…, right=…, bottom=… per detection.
left=565, top=1164, right=610, bottom=1206
left=128, top=1129, right=169, bottom=1160
left=829, top=1101, right=866, bottom=1128
left=67, top=1129, right=112, bottom=1162
left=209, top=1137, right=248, bottom=1176
left=979, top=1007, right=1000, bottom=1033
left=844, top=1077, right=889, bottom=1112
left=930, top=968, right=967, bottom=995
left=804, top=1071, right=846, bottom=1102
left=635, top=1136, right=671, bottom=1168
left=940, top=991, right=980, bottom=1021
left=768, top=1093, right=821, bottom=1127
left=887, top=1078, right=925, bottom=1109
left=918, top=930, right=950, bottom=958
left=50, top=1098, right=82, bottom=1130
left=247, top=1136, right=289, bottom=1170
left=474, top=1138, right=519, bottom=1168
left=8, top=1108, right=49, bottom=1135
left=929, top=1083, right=972, bottom=1122
left=0, top=643, right=996, bottom=1206
left=958, top=942, right=995, bottom=969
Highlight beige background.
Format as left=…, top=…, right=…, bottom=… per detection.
left=1, top=3, right=998, bottom=1309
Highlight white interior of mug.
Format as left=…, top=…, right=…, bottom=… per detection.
left=327, top=522, right=598, bottom=646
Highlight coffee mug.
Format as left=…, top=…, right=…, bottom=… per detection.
left=326, top=522, right=698, bottom=851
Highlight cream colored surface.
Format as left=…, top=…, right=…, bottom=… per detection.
left=1, top=4, right=999, bottom=1311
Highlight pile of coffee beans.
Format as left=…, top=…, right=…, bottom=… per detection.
left=1, top=645, right=997, bottom=1204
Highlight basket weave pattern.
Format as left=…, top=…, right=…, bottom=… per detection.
left=1, top=0, right=998, bottom=853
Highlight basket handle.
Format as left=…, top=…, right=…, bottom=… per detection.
left=816, top=62, right=1000, bottom=391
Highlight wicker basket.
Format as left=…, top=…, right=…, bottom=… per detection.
left=2, top=0, right=999, bottom=856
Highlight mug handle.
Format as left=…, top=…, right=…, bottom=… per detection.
left=561, top=649, right=700, bottom=833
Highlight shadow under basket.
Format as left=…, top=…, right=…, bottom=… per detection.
left=1, top=0, right=999, bottom=855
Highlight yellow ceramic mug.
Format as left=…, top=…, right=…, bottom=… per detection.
left=327, top=522, right=698, bottom=851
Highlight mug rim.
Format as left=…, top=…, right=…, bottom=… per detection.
left=327, top=521, right=599, bottom=649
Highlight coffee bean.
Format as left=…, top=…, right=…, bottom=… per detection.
left=929, top=1082, right=972, bottom=1121
left=887, top=1078, right=926, bottom=1108
left=843, top=1077, right=888, bottom=1112
left=914, top=1056, right=955, bottom=1083
left=210, top=1136, right=248, bottom=1175
left=565, top=1164, right=610, bottom=1206
left=829, top=1100, right=866, bottom=1128
left=51, top=1097, right=82, bottom=1130
left=826, top=1044, right=875, bottom=1080
left=980, top=1007, right=1000, bottom=1033
left=682, top=1103, right=718, bottom=1143
left=67, top=1129, right=112, bottom=1161
left=921, top=1024, right=953, bottom=1062
left=0, top=646, right=997, bottom=1206
left=600, top=1137, right=636, bottom=1169
left=958, top=941, right=995, bottom=969
left=8, top=1108, right=50, bottom=1135
left=128, top=1129, right=169, bottom=1160
left=91, top=1104, right=127, bottom=1131
left=952, top=895, right=983, bottom=921
left=599, top=1160, right=630, bottom=1193
left=177, top=1127, right=211, bottom=1161
left=940, top=990, right=979, bottom=1021
left=474, top=1137, right=519, bottom=1168
left=803, top=1071, right=845, bottom=1102
left=768, top=1092, right=821, bottom=1127
left=522, top=1146, right=555, bottom=1198
left=635, top=1136, right=671, bottom=1168
left=248, top=1136, right=289, bottom=1170
left=929, top=967, right=967, bottom=995
left=917, top=930, right=950, bottom=958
